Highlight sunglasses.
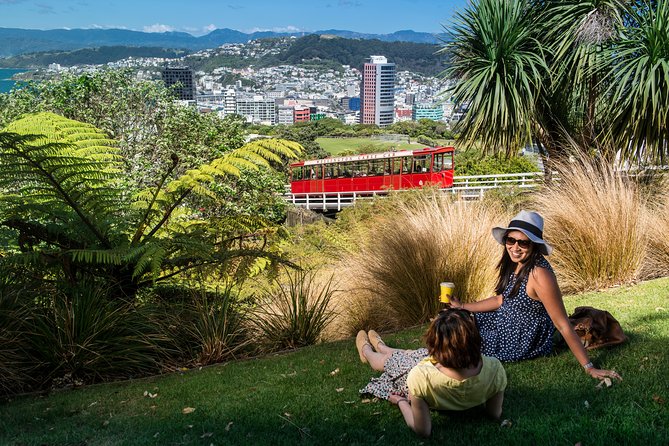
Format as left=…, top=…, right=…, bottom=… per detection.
left=503, top=235, right=532, bottom=249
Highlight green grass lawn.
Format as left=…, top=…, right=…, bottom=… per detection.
left=316, top=137, right=424, bottom=155
left=1, top=278, right=668, bottom=445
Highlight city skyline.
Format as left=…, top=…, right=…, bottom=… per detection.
left=0, top=0, right=468, bottom=36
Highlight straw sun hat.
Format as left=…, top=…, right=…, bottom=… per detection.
left=492, top=210, right=553, bottom=256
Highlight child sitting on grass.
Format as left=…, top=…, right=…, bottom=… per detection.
left=356, top=308, right=507, bottom=437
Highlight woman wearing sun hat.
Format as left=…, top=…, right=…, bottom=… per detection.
left=449, top=210, right=622, bottom=382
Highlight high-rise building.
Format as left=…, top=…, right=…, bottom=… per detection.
left=162, top=66, right=196, bottom=101
left=236, top=95, right=276, bottom=125
left=360, top=56, right=396, bottom=127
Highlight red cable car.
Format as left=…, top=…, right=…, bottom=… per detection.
left=289, top=146, right=455, bottom=194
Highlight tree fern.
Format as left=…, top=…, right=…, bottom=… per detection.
left=1, top=112, right=302, bottom=296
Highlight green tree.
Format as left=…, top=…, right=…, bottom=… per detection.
left=443, top=0, right=547, bottom=156
left=0, top=112, right=301, bottom=298
left=603, top=0, right=669, bottom=164
left=445, top=0, right=668, bottom=165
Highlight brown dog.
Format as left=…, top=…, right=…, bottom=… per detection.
left=568, top=306, right=627, bottom=349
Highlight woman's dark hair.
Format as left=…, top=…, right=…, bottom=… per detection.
left=425, top=308, right=481, bottom=369
left=494, top=234, right=543, bottom=297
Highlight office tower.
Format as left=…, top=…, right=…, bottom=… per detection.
left=162, top=66, right=196, bottom=101
left=360, top=55, right=395, bottom=127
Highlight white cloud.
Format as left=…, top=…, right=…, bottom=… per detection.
left=143, top=23, right=175, bottom=33
left=203, top=24, right=217, bottom=33
left=246, top=25, right=304, bottom=33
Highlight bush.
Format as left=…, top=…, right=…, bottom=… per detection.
left=0, top=280, right=33, bottom=396
left=253, top=268, right=337, bottom=351
left=337, top=193, right=503, bottom=329
left=23, top=283, right=166, bottom=388
left=455, top=148, right=540, bottom=175
left=533, top=156, right=648, bottom=293
left=160, top=284, right=252, bottom=367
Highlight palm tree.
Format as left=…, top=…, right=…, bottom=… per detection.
left=603, top=0, right=669, bottom=164
left=443, top=0, right=548, bottom=157
left=540, top=0, right=627, bottom=157
left=445, top=0, right=668, bottom=166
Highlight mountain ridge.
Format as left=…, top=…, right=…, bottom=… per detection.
left=0, top=27, right=447, bottom=58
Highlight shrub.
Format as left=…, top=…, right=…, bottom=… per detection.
left=253, top=268, right=337, bottom=351
left=533, top=156, right=648, bottom=293
left=0, top=279, right=33, bottom=396
left=23, top=283, right=166, bottom=388
left=160, top=284, right=252, bottom=367
left=338, top=193, right=503, bottom=329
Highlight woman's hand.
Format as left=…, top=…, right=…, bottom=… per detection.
left=586, top=366, right=622, bottom=382
left=448, top=296, right=463, bottom=309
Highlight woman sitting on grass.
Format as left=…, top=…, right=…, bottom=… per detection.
left=356, top=308, right=507, bottom=437
left=449, top=210, right=622, bottom=382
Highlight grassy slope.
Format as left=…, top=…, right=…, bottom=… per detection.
left=316, top=137, right=424, bottom=155
left=1, top=278, right=667, bottom=446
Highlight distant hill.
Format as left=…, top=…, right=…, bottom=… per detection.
left=268, top=35, right=446, bottom=76
left=0, top=27, right=446, bottom=58
left=0, top=46, right=188, bottom=68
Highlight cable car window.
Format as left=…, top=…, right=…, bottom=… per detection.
left=369, top=159, right=384, bottom=176
left=433, top=153, right=444, bottom=172
left=402, top=157, right=411, bottom=173
left=293, top=166, right=303, bottom=180
left=443, top=153, right=454, bottom=170
left=413, top=155, right=430, bottom=172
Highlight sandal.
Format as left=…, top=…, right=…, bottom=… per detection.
left=356, top=330, right=372, bottom=363
left=368, top=330, right=386, bottom=351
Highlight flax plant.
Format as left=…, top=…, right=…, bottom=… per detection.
left=534, top=155, right=648, bottom=292
left=340, top=193, right=503, bottom=328
left=175, top=285, right=251, bottom=366
left=253, top=268, right=337, bottom=351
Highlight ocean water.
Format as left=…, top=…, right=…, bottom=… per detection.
left=0, top=68, right=27, bottom=93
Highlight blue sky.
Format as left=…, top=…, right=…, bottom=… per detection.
left=0, top=0, right=469, bottom=35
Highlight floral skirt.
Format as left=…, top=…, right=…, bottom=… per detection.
left=359, top=348, right=428, bottom=400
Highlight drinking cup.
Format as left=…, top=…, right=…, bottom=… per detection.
left=440, top=282, right=455, bottom=304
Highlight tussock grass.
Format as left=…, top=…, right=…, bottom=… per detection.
left=337, top=193, right=504, bottom=329
left=641, top=177, right=669, bottom=279
left=534, top=157, right=648, bottom=293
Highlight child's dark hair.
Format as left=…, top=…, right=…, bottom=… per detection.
left=425, top=308, right=481, bottom=369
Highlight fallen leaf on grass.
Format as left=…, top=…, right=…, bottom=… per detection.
left=500, top=419, right=513, bottom=428
left=655, top=307, right=665, bottom=312
left=361, top=398, right=371, bottom=404
left=335, top=388, right=344, bottom=392
left=284, top=412, right=292, bottom=417
left=652, top=395, right=665, bottom=405
left=225, top=421, right=233, bottom=431
left=584, top=400, right=590, bottom=409
left=344, top=401, right=356, bottom=404
left=596, top=378, right=612, bottom=388
left=200, top=432, right=213, bottom=438
left=182, top=407, right=196, bottom=414
left=330, top=368, right=340, bottom=376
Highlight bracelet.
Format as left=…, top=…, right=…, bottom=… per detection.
left=397, top=397, right=409, bottom=405
left=583, top=361, right=594, bottom=371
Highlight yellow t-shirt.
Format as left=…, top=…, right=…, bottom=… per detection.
left=406, top=355, right=507, bottom=411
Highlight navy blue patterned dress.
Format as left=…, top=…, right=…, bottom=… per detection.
left=475, top=256, right=554, bottom=361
